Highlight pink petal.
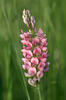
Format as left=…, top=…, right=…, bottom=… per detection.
left=32, top=38, right=39, bottom=45
left=37, top=71, right=43, bottom=78
left=42, top=53, right=49, bottom=58
left=28, top=67, right=36, bottom=76
left=38, top=62, right=45, bottom=71
left=41, top=58, right=47, bottom=63
left=33, top=47, right=41, bottom=55
left=41, top=38, right=47, bottom=43
left=42, top=47, right=48, bottom=52
left=38, top=28, right=44, bottom=37
left=22, top=58, right=28, bottom=62
left=31, top=57, right=39, bottom=65
left=26, top=50, right=33, bottom=58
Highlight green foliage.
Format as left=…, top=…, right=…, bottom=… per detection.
left=0, top=0, right=66, bottom=100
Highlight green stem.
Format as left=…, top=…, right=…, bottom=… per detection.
left=37, top=85, right=42, bottom=100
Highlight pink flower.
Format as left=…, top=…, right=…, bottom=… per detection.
left=22, top=65, right=29, bottom=70
left=33, top=47, right=41, bottom=55
left=42, top=47, right=48, bottom=52
left=41, top=58, right=47, bottom=63
left=31, top=16, right=35, bottom=28
left=32, top=38, right=39, bottom=45
left=31, top=57, right=39, bottom=65
left=21, top=40, right=32, bottom=48
left=22, top=58, right=31, bottom=66
left=21, top=40, right=27, bottom=44
left=43, top=42, right=48, bottom=47
left=21, top=49, right=33, bottom=58
left=20, top=34, right=25, bottom=39
left=26, top=50, right=33, bottom=58
left=38, top=62, right=45, bottom=71
left=22, top=58, right=28, bottom=62
left=37, top=71, right=43, bottom=78
left=42, top=53, right=49, bottom=58
left=28, top=67, right=36, bottom=76
left=38, top=28, right=44, bottom=37
left=26, top=41, right=32, bottom=48
left=21, top=49, right=26, bottom=57
left=41, top=38, right=47, bottom=43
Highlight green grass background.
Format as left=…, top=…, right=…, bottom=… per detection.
left=0, top=0, right=66, bottom=100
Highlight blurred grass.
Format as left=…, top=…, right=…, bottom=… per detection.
left=0, top=0, right=66, bottom=100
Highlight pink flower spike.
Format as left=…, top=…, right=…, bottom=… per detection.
left=31, top=57, right=39, bottom=65
left=28, top=67, right=36, bottom=76
left=37, top=71, right=43, bottom=79
left=20, top=9, right=50, bottom=86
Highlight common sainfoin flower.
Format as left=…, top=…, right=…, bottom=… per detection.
left=20, top=9, right=50, bottom=87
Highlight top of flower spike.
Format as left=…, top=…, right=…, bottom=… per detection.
left=22, top=9, right=35, bottom=29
